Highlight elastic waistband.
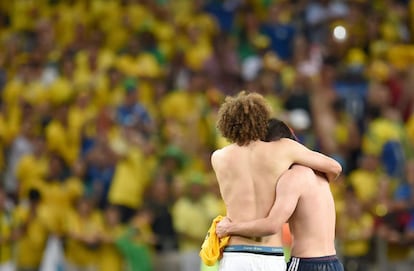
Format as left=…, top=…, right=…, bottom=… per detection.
left=223, top=245, right=284, bottom=256
left=290, top=255, right=338, bottom=263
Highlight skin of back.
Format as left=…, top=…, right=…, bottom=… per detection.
left=287, top=165, right=337, bottom=257
left=211, top=139, right=340, bottom=247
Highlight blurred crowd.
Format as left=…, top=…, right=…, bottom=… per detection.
left=1, top=0, right=414, bottom=271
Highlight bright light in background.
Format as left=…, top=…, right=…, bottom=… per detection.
left=333, top=25, right=347, bottom=42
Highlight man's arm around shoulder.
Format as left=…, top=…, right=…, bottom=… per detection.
left=216, top=166, right=306, bottom=238
left=278, top=138, right=342, bottom=182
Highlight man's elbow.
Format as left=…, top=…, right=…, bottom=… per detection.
left=332, top=160, right=342, bottom=176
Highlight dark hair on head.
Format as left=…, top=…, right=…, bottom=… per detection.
left=265, top=118, right=297, bottom=142
left=28, top=188, right=41, bottom=202
left=217, top=91, right=271, bottom=146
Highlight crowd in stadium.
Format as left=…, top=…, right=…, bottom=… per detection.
left=0, top=0, right=414, bottom=271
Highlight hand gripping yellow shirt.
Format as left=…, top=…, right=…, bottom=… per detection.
left=199, top=215, right=230, bottom=266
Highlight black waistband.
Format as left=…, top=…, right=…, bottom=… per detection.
left=223, top=245, right=284, bottom=256
left=290, top=255, right=338, bottom=263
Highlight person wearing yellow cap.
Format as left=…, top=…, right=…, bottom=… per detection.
left=209, top=92, right=341, bottom=271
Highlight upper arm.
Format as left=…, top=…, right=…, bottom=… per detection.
left=266, top=169, right=304, bottom=226
left=281, top=139, right=342, bottom=181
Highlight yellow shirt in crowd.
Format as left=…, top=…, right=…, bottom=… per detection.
left=45, top=120, right=80, bottom=166
left=65, top=210, right=103, bottom=267
left=15, top=154, right=48, bottom=199
left=0, top=211, right=13, bottom=264
left=108, top=145, right=151, bottom=209
left=38, top=178, right=83, bottom=235
left=99, top=224, right=126, bottom=271
left=172, top=197, right=211, bottom=252
left=13, top=204, right=48, bottom=269
left=340, top=213, right=374, bottom=257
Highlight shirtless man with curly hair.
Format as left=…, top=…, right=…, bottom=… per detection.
left=211, top=91, right=341, bottom=271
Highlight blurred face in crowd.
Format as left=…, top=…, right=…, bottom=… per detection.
left=0, top=189, right=6, bottom=211
left=188, top=72, right=207, bottom=92
left=345, top=189, right=363, bottom=219
left=188, top=182, right=204, bottom=201
left=33, top=136, right=46, bottom=156
left=48, top=155, right=64, bottom=180
left=124, top=89, right=137, bottom=106
left=105, top=206, right=121, bottom=226
left=405, top=160, right=414, bottom=185
left=151, top=178, right=170, bottom=204
left=359, top=154, right=379, bottom=171
left=77, top=198, right=93, bottom=217
left=62, top=57, right=75, bottom=78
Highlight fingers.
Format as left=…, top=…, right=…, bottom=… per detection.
left=216, top=218, right=231, bottom=238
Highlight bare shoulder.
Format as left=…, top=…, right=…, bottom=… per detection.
left=291, top=164, right=315, bottom=174
left=211, top=147, right=227, bottom=160
left=280, top=165, right=315, bottom=183
left=266, top=138, right=297, bottom=150
left=211, top=146, right=231, bottom=168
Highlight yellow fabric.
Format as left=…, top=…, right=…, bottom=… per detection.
left=13, top=204, right=48, bottom=269
left=185, top=41, right=213, bottom=71
left=38, top=178, right=83, bottom=235
left=48, top=77, right=73, bottom=105
left=172, top=197, right=211, bottom=251
left=160, top=90, right=210, bottom=149
left=0, top=103, right=22, bottom=145
left=199, top=215, right=230, bottom=266
left=405, top=114, right=414, bottom=144
left=348, top=170, right=380, bottom=204
left=65, top=210, right=103, bottom=266
left=45, top=120, right=80, bottom=165
left=340, top=213, right=374, bottom=256
left=362, top=118, right=403, bottom=155
left=15, top=154, right=48, bottom=199
left=98, top=225, right=126, bottom=271
left=68, top=101, right=97, bottom=139
left=387, top=243, right=412, bottom=261
left=108, top=145, right=151, bottom=208
left=0, top=211, right=13, bottom=263
left=2, top=79, right=24, bottom=105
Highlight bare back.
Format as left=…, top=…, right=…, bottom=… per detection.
left=288, top=166, right=337, bottom=257
left=212, top=140, right=301, bottom=247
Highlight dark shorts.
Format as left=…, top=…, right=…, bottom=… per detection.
left=287, top=255, right=344, bottom=271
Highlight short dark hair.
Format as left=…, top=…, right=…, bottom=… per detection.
left=264, top=118, right=297, bottom=142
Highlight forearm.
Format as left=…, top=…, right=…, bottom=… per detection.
left=314, top=152, right=342, bottom=181
left=227, top=218, right=281, bottom=238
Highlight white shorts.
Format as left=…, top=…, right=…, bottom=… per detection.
left=219, top=246, right=286, bottom=271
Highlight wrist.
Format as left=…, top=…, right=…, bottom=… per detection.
left=227, top=222, right=237, bottom=235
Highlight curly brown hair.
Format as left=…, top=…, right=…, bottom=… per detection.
left=217, top=91, right=271, bottom=146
